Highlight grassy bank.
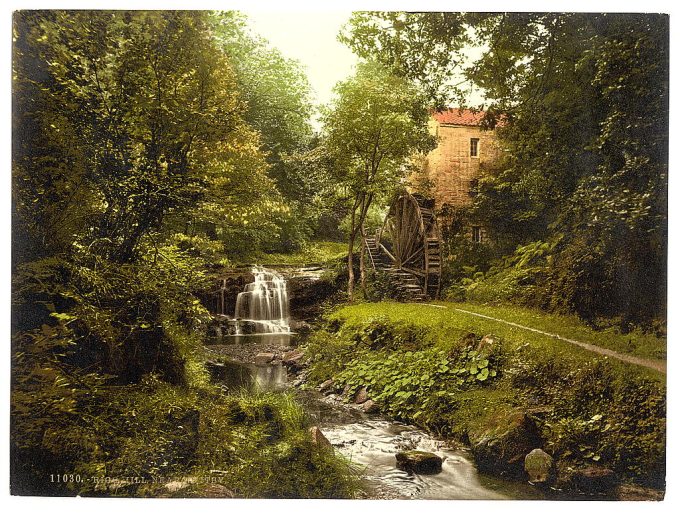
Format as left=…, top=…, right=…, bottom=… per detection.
left=303, top=301, right=666, bottom=490
left=329, top=302, right=665, bottom=375
left=444, top=302, right=666, bottom=360
left=11, top=376, right=360, bottom=498
left=252, top=241, right=347, bottom=267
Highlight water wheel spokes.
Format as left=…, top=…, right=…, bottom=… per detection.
left=377, top=192, right=442, bottom=300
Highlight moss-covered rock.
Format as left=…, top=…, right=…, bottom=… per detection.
left=524, top=448, right=555, bottom=484
left=468, top=409, right=543, bottom=477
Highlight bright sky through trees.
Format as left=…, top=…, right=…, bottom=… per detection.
left=245, top=11, right=358, bottom=109
left=245, top=10, right=487, bottom=126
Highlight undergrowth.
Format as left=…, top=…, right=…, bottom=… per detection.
left=11, top=375, right=360, bottom=498
left=303, top=302, right=666, bottom=488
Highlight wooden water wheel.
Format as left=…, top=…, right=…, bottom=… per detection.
left=366, top=192, right=441, bottom=300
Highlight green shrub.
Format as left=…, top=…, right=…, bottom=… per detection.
left=12, top=374, right=361, bottom=498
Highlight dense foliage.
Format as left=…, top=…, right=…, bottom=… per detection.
left=342, top=13, right=668, bottom=327
left=214, top=12, right=336, bottom=250
left=11, top=10, right=355, bottom=497
left=320, top=61, right=435, bottom=298
left=12, top=374, right=359, bottom=497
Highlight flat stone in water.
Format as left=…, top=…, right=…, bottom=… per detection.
left=254, top=352, right=275, bottom=365
left=396, top=450, right=443, bottom=475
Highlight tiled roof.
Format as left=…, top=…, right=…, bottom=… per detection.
left=432, top=108, right=487, bottom=126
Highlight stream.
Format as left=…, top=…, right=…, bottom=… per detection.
left=205, top=331, right=545, bottom=500
left=204, top=266, right=545, bottom=500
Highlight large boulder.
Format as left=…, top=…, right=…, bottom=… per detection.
left=395, top=451, right=443, bottom=475
left=254, top=352, right=275, bottom=366
left=468, top=409, right=543, bottom=477
left=524, top=448, right=555, bottom=484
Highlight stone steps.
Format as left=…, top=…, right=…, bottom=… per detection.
left=364, top=236, right=430, bottom=302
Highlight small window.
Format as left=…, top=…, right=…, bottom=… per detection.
left=470, top=138, right=479, bottom=158
left=472, top=226, right=482, bottom=243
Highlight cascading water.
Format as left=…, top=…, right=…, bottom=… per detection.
left=234, top=266, right=290, bottom=334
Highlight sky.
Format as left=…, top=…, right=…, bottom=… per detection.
left=245, top=11, right=358, bottom=108
left=244, top=10, right=487, bottom=121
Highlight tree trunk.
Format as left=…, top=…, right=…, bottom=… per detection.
left=347, top=204, right=358, bottom=301
left=347, top=228, right=355, bottom=302
left=359, top=225, right=367, bottom=297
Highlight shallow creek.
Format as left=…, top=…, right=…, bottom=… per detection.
left=206, top=332, right=546, bottom=500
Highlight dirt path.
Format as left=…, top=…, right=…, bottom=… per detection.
left=428, top=305, right=666, bottom=374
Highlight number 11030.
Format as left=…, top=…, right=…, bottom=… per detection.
left=50, top=474, right=82, bottom=483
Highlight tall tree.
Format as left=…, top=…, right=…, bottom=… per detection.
left=11, top=10, right=282, bottom=409
left=321, top=61, right=435, bottom=299
left=341, top=13, right=668, bottom=325
left=213, top=12, right=322, bottom=250
left=340, top=12, right=469, bottom=108
left=13, top=11, right=280, bottom=265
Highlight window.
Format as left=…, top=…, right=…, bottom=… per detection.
left=470, top=138, right=479, bottom=157
left=472, top=226, right=482, bottom=243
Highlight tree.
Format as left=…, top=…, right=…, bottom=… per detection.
left=11, top=11, right=284, bottom=465
left=213, top=12, right=322, bottom=250
left=340, top=13, right=668, bottom=325
left=321, top=61, right=435, bottom=299
left=340, top=12, right=469, bottom=108
left=13, top=11, right=283, bottom=265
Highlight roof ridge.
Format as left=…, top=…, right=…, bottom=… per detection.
left=432, top=108, right=487, bottom=127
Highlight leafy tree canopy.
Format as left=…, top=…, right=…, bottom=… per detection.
left=13, top=10, right=282, bottom=265
left=321, top=60, right=436, bottom=298
left=341, top=12, right=668, bottom=324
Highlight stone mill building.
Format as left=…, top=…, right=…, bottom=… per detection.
left=413, top=108, right=502, bottom=244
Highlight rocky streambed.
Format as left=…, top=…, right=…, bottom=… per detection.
left=203, top=332, right=548, bottom=500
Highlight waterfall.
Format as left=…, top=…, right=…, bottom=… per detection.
left=234, top=266, right=290, bottom=334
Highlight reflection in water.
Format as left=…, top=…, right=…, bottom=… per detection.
left=209, top=360, right=287, bottom=391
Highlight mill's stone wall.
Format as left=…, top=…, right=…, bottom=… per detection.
left=421, top=116, right=502, bottom=210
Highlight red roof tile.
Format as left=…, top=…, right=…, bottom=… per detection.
left=432, top=108, right=487, bottom=126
